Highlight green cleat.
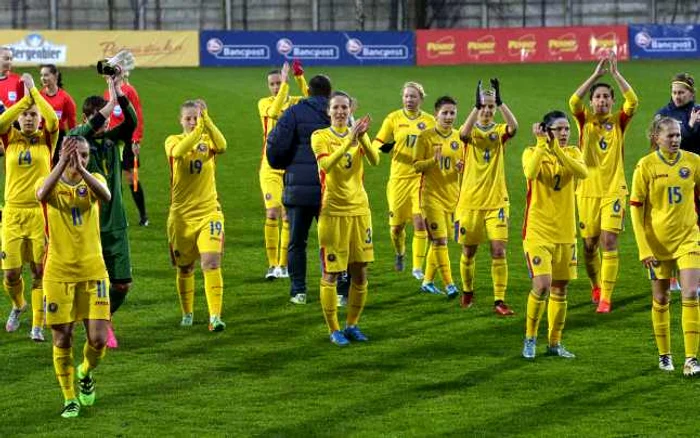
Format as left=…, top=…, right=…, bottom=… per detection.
left=77, top=365, right=96, bottom=406
left=61, top=399, right=80, bottom=418
left=209, top=316, right=226, bottom=332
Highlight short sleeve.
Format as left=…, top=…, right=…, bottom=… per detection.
left=629, top=161, right=648, bottom=206
left=374, top=114, right=395, bottom=144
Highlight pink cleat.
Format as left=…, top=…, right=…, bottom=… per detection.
left=106, top=323, right=119, bottom=349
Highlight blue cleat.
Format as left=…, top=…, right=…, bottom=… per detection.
left=344, top=325, right=368, bottom=342
left=445, top=284, right=459, bottom=299
left=420, top=282, right=443, bottom=295
left=329, top=330, right=350, bottom=347
left=522, top=337, right=536, bottom=359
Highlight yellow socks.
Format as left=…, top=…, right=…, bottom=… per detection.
left=526, top=291, right=547, bottom=338
left=460, top=253, right=475, bottom=293
left=682, top=298, right=700, bottom=359
left=584, top=249, right=601, bottom=288
left=176, top=271, right=195, bottom=315
left=600, top=250, right=619, bottom=303
left=412, top=230, right=428, bottom=272
left=346, top=281, right=368, bottom=326
left=81, top=341, right=106, bottom=374
left=279, top=219, right=290, bottom=267
left=492, top=258, right=508, bottom=302
left=4, top=277, right=25, bottom=309
left=264, top=217, right=280, bottom=267
left=320, top=279, right=339, bottom=332
left=31, top=287, right=44, bottom=328
left=390, top=227, right=406, bottom=257
left=424, top=245, right=437, bottom=283
left=547, top=294, right=567, bottom=346
left=651, top=299, right=671, bottom=356
left=203, top=268, right=224, bottom=318
left=433, top=245, right=453, bottom=285
left=53, top=346, right=76, bottom=401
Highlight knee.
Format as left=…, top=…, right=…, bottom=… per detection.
left=201, top=255, right=221, bottom=271
left=532, top=286, right=550, bottom=297
left=432, top=238, right=447, bottom=246
left=390, top=225, right=404, bottom=236
left=583, top=241, right=598, bottom=254
left=462, top=245, right=477, bottom=258
left=4, top=269, right=21, bottom=284
left=601, top=235, right=618, bottom=251
left=266, top=208, right=280, bottom=220
left=31, top=278, right=42, bottom=290
left=89, top=335, right=107, bottom=350
left=491, top=247, right=506, bottom=259
left=178, top=264, right=195, bottom=275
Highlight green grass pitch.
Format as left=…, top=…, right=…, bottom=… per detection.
left=2, top=59, right=700, bottom=436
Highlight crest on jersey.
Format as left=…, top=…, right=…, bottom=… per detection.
left=532, top=256, right=542, bottom=266
left=489, top=132, right=498, bottom=141
left=604, top=123, right=613, bottom=131
left=77, top=186, right=88, bottom=197
left=198, top=143, right=208, bottom=152
left=48, top=302, right=58, bottom=313
left=265, top=193, right=272, bottom=200
left=417, top=122, right=426, bottom=130
left=328, top=253, right=336, bottom=262
left=450, top=141, right=459, bottom=150
left=680, top=167, right=691, bottom=179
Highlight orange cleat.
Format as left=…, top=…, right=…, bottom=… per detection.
left=461, top=292, right=474, bottom=309
left=596, top=300, right=611, bottom=313
left=494, top=301, right=515, bottom=316
left=591, top=286, right=601, bottom=304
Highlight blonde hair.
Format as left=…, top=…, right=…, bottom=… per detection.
left=402, top=82, right=426, bottom=99
left=648, top=115, right=680, bottom=150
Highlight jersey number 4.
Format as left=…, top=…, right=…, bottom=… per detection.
left=18, top=150, right=32, bottom=165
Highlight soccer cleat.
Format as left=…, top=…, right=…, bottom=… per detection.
left=683, top=357, right=700, bottom=377
left=30, top=326, right=45, bottom=342
left=60, top=400, right=80, bottom=418
left=344, top=325, right=368, bottom=342
left=337, top=294, right=347, bottom=307
left=77, top=366, right=96, bottom=406
left=106, top=324, right=118, bottom=349
left=329, top=330, right=350, bottom=347
left=394, top=254, right=405, bottom=272
left=139, top=216, right=150, bottom=227
left=412, top=268, right=425, bottom=281
left=596, top=300, right=611, bottom=313
left=670, top=277, right=681, bottom=292
left=180, top=313, right=193, bottom=327
left=276, top=266, right=289, bottom=278
left=289, top=293, right=307, bottom=305
left=494, top=301, right=515, bottom=316
left=546, top=343, right=576, bottom=358
left=591, top=285, right=601, bottom=304
left=208, top=316, right=226, bottom=332
left=445, top=284, right=459, bottom=299
left=522, top=337, right=536, bottom=359
left=659, top=354, right=674, bottom=372
left=420, top=282, right=443, bottom=295
left=460, top=292, right=474, bottom=309
left=265, top=267, right=277, bottom=281
left=5, top=305, right=26, bottom=332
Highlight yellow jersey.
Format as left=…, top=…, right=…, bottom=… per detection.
left=258, top=76, right=308, bottom=175
left=457, top=122, right=512, bottom=210
left=569, top=90, right=638, bottom=198
left=166, top=111, right=227, bottom=220
left=630, top=149, right=700, bottom=260
left=312, top=128, right=376, bottom=216
left=522, top=143, right=585, bottom=244
left=38, top=174, right=109, bottom=282
left=374, top=109, right=435, bottom=180
left=413, top=127, right=465, bottom=212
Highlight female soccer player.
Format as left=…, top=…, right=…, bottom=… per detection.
left=569, top=51, right=638, bottom=313
left=37, top=136, right=112, bottom=418
left=456, top=78, right=518, bottom=316
left=373, top=82, right=434, bottom=280
left=521, top=111, right=588, bottom=359
left=413, top=96, right=464, bottom=298
left=166, top=99, right=227, bottom=332
left=39, top=64, right=77, bottom=163
left=0, top=46, right=24, bottom=109
left=630, top=117, right=700, bottom=376
left=311, top=92, right=377, bottom=346
left=0, top=73, right=59, bottom=341
left=258, top=60, right=307, bottom=280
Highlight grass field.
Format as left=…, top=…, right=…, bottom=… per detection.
left=2, top=59, right=700, bottom=436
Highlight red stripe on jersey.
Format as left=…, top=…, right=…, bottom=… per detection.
left=260, top=116, right=269, bottom=168
left=320, top=247, right=327, bottom=274
left=521, top=181, right=533, bottom=240
left=375, top=137, right=385, bottom=144
left=319, top=170, right=327, bottom=212
left=316, top=153, right=329, bottom=160
left=619, top=109, right=632, bottom=132
left=629, top=200, right=643, bottom=207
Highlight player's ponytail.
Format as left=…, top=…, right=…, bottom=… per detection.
left=648, top=116, right=680, bottom=151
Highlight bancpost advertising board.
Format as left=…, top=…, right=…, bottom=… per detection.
left=0, top=30, right=199, bottom=67
left=417, top=26, right=628, bottom=65
left=200, top=31, right=414, bottom=67
left=630, top=25, right=699, bottom=59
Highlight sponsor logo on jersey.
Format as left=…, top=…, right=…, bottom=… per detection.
left=113, top=105, right=122, bottom=117
left=206, top=38, right=269, bottom=60
left=680, top=167, right=691, bottom=179
left=8, top=91, right=17, bottom=102
left=7, top=33, right=67, bottom=64
left=451, top=141, right=459, bottom=150
left=345, top=38, right=409, bottom=60
left=634, top=31, right=696, bottom=53
left=277, top=38, right=339, bottom=60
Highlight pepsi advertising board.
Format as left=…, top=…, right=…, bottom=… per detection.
left=200, top=31, right=414, bottom=66
left=630, top=25, right=700, bottom=59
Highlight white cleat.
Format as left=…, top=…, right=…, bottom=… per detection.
left=412, top=269, right=425, bottom=281
left=683, top=357, right=700, bottom=377
left=5, top=306, right=26, bottom=332
left=289, top=293, right=307, bottom=305
left=275, top=266, right=289, bottom=278
left=337, top=294, right=347, bottom=307
left=265, top=267, right=277, bottom=281
left=658, top=354, right=674, bottom=372
left=30, top=326, right=45, bottom=342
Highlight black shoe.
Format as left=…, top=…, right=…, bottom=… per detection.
left=139, top=217, right=150, bottom=227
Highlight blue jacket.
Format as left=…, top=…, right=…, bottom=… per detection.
left=266, top=96, right=329, bottom=207
left=656, top=100, right=700, bottom=154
